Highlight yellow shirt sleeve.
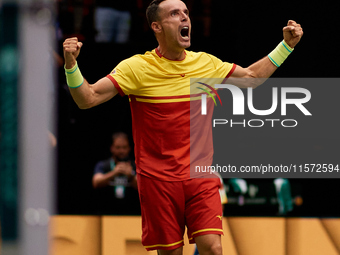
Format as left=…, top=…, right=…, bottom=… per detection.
left=206, top=53, right=234, bottom=78
left=107, top=55, right=146, bottom=96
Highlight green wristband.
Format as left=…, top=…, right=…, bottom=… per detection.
left=65, top=62, right=84, bottom=88
left=268, top=40, right=294, bottom=67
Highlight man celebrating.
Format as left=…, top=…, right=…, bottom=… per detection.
left=63, top=0, right=303, bottom=254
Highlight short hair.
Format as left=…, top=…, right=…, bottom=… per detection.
left=146, top=0, right=166, bottom=28
left=111, top=132, right=129, bottom=146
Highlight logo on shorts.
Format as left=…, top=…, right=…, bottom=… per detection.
left=216, top=215, right=222, bottom=220
left=111, top=69, right=116, bottom=75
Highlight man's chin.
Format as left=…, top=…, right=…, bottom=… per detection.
left=181, top=41, right=191, bottom=49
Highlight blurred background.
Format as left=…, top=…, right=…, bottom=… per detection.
left=1, top=0, right=340, bottom=254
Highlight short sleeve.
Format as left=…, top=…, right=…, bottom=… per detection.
left=93, top=161, right=105, bottom=175
left=106, top=55, right=146, bottom=96
left=206, top=53, right=236, bottom=78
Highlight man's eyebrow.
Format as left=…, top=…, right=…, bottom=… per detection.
left=169, top=8, right=189, bottom=14
left=169, top=8, right=180, bottom=13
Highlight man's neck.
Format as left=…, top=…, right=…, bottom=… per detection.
left=157, top=46, right=186, bottom=61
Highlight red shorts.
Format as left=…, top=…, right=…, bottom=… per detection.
left=137, top=174, right=223, bottom=251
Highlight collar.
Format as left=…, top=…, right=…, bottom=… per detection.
left=155, top=47, right=187, bottom=61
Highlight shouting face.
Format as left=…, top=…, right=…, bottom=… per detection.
left=152, top=0, right=191, bottom=54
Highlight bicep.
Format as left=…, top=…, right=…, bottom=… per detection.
left=228, top=64, right=268, bottom=89
left=70, top=76, right=120, bottom=109
left=91, top=77, right=119, bottom=104
left=230, top=65, right=252, bottom=78
left=227, top=65, right=256, bottom=88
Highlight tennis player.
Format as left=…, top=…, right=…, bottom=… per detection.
left=63, top=0, right=303, bottom=254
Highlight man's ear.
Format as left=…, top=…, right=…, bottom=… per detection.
left=151, top=21, right=162, bottom=34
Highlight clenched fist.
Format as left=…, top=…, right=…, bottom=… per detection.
left=283, top=20, right=303, bottom=48
left=63, top=37, right=83, bottom=69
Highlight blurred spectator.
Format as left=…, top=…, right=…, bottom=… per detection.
left=93, top=0, right=135, bottom=43
left=92, top=132, right=140, bottom=215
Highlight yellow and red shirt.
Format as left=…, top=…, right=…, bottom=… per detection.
left=106, top=48, right=236, bottom=181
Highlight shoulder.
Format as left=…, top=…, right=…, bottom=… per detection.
left=186, top=50, right=221, bottom=61
left=115, top=52, right=155, bottom=74
left=119, top=54, right=147, bottom=68
left=122, top=50, right=158, bottom=66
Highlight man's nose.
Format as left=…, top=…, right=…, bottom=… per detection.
left=181, top=12, right=188, bottom=21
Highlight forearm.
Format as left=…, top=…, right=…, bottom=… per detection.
left=64, top=60, right=95, bottom=109
left=230, top=58, right=277, bottom=89
left=246, top=19, right=302, bottom=81
left=92, top=172, right=117, bottom=189
left=68, top=77, right=97, bottom=109
left=247, top=39, right=294, bottom=78
left=63, top=37, right=118, bottom=109
left=247, top=56, right=278, bottom=79
left=65, top=68, right=118, bottom=109
left=247, top=39, right=294, bottom=80
left=231, top=40, right=294, bottom=88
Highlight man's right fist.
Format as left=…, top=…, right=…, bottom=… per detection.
left=63, top=37, right=83, bottom=69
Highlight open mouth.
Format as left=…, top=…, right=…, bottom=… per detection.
left=180, top=27, right=189, bottom=38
